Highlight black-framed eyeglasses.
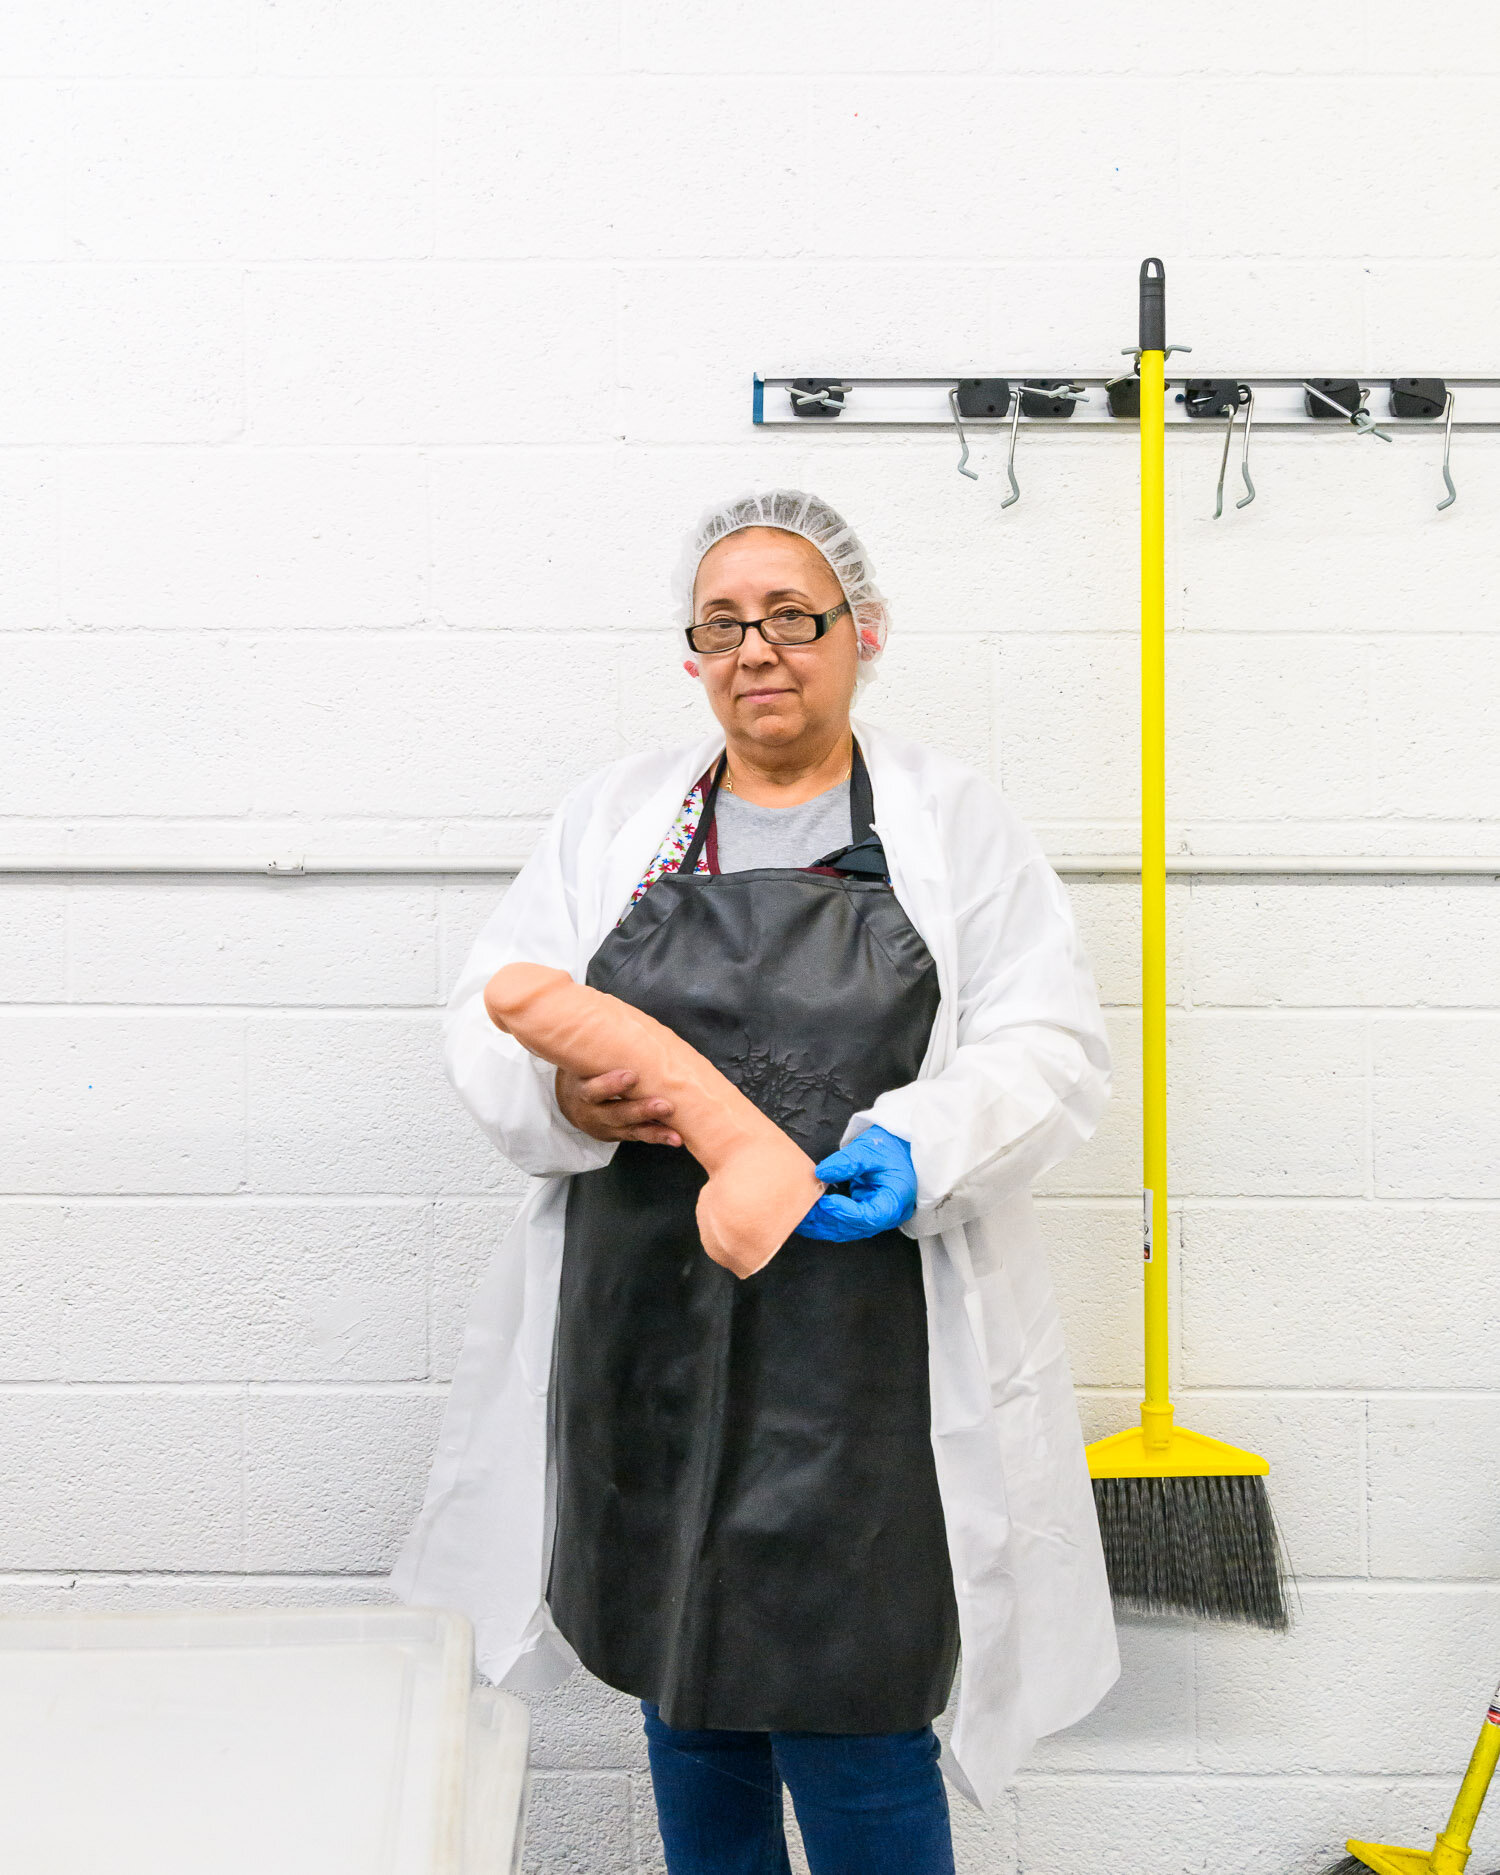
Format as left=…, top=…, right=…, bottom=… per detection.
left=685, top=600, right=850, bottom=656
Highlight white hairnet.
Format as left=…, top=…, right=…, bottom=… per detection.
left=672, top=488, right=889, bottom=690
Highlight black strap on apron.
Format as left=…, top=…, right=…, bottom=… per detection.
left=677, top=751, right=726, bottom=876
left=678, top=738, right=876, bottom=878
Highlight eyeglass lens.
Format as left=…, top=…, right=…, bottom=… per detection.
left=689, top=611, right=821, bottom=653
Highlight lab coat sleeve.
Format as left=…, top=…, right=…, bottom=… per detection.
left=442, top=792, right=618, bottom=1179
left=859, top=841, right=1112, bottom=1238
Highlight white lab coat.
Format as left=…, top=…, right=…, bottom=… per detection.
left=390, top=716, right=1119, bottom=1809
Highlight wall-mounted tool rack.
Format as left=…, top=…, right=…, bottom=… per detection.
left=755, top=373, right=1500, bottom=512
left=753, top=375, right=1500, bottom=429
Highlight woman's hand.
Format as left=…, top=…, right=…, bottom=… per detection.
left=555, top=1067, right=683, bottom=1148
left=798, top=1125, right=917, bottom=1240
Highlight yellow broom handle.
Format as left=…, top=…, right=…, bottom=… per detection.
left=1139, top=260, right=1171, bottom=1443
left=1434, top=1682, right=1500, bottom=1870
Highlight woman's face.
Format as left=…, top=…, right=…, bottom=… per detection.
left=690, top=527, right=858, bottom=753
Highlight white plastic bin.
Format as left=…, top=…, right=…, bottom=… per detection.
left=0, top=1606, right=529, bottom=1874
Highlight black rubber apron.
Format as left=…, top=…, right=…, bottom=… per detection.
left=549, top=744, right=959, bottom=1734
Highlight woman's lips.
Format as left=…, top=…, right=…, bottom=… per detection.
left=738, top=687, right=794, bottom=702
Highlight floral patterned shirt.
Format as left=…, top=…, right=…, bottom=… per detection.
left=617, top=768, right=717, bottom=923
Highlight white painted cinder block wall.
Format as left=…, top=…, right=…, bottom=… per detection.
left=3, top=3, right=1498, bottom=1870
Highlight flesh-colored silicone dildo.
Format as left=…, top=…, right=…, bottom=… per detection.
left=483, top=962, right=823, bottom=1278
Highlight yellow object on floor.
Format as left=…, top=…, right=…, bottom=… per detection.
left=1339, top=1680, right=1500, bottom=1875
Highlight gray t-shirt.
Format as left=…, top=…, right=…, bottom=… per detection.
left=713, top=778, right=852, bottom=873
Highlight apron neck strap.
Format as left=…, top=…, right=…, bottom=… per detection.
left=848, top=738, right=874, bottom=844
left=677, top=751, right=727, bottom=875
left=677, top=736, right=871, bottom=876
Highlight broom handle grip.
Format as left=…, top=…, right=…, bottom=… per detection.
left=1140, top=262, right=1170, bottom=1430
left=1139, top=257, right=1166, bottom=352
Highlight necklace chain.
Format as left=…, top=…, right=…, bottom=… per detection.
left=721, top=743, right=853, bottom=799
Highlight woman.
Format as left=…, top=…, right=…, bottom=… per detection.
left=393, top=489, right=1119, bottom=1873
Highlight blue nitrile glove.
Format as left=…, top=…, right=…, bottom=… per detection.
left=798, top=1125, right=918, bottom=1241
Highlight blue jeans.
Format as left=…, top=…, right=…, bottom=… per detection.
left=642, top=1702, right=956, bottom=1875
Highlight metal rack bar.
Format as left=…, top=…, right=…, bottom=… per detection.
left=754, top=374, right=1500, bottom=430
left=1, top=856, right=1494, bottom=879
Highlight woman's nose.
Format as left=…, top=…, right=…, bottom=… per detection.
left=736, top=628, right=778, bottom=666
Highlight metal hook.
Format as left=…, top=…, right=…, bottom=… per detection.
left=1301, top=378, right=1394, bottom=441
left=1213, top=398, right=1236, bottom=520
left=1236, top=387, right=1256, bottom=509
left=789, top=379, right=851, bottom=416
left=947, top=388, right=978, bottom=481
left=1348, top=406, right=1393, bottom=442
left=1212, top=388, right=1255, bottom=517
left=1000, top=386, right=1022, bottom=508
left=996, top=382, right=1090, bottom=511
left=1018, top=381, right=1090, bottom=411
left=1437, top=390, right=1457, bottom=510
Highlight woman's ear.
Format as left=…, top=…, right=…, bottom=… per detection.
left=683, top=658, right=700, bottom=679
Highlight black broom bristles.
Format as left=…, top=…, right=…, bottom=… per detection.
left=1092, top=1472, right=1290, bottom=1630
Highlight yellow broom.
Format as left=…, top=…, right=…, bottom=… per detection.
left=1084, top=258, right=1288, bottom=1628
left=1319, top=1678, right=1500, bottom=1875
